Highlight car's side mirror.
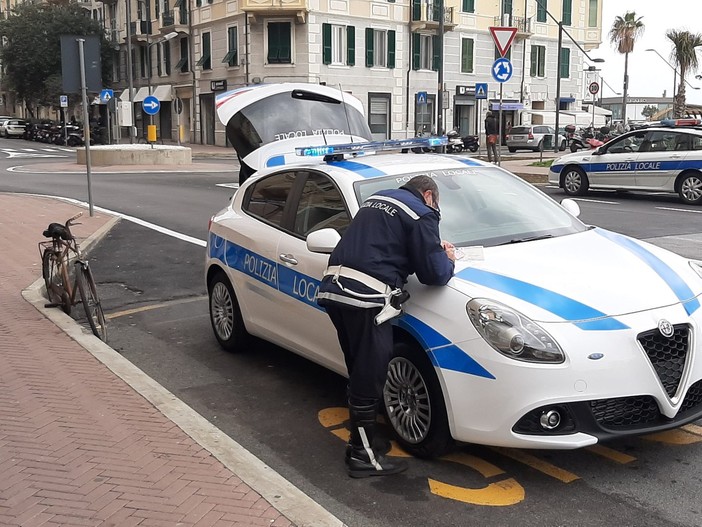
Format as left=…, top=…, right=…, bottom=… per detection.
left=560, top=198, right=581, bottom=217
left=306, top=228, right=341, bottom=254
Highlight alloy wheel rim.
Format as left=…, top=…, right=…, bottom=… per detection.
left=384, top=357, right=431, bottom=444
left=564, top=171, right=581, bottom=193
left=211, top=282, right=234, bottom=340
left=682, top=177, right=702, bottom=203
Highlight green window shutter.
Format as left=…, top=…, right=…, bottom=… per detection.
left=387, top=30, right=395, bottom=69
left=365, top=27, right=374, bottom=67
left=562, top=0, right=572, bottom=25
left=560, top=47, right=570, bottom=78
left=268, top=22, right=291, bottom=63
left=412, top=0, right=421, bottom=20
left=588, top=0, right=597, bottom=27
left=164, top=42, right=171, bottom=75
left=503, top=0, right=512, bottom=13
left=431, top=34, right=439, bottom=71
left=347, top=26, right=355, bottom=66
left=530, top=45, right=537, bottom=76
left=412, top=32, right=420, bottom=70
left=536, top=0, right=546, bottom=22
left=461, top=38, right=473, bottom=73
left=538, top=47, right=545, bottom=77
left=322, top=23, right=332, bottom=65
left=462, top=0, right=475, bottom=12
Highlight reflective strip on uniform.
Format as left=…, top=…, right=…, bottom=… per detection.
left=366, top=195, right=420, bottom=220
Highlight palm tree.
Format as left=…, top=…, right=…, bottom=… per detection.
left=608, top=12, right=645, bottom=126
left=666, top=30, right=702, bottom=118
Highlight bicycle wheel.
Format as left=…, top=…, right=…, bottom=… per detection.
left=75, top=262, right=107, bottom=342
left=42, top=248, right=71, bottom=314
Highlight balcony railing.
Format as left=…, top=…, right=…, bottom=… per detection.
left=412, top=1, right=454, bottom=25
left=241, top=0, right=308, bottom=24
left=493, top=14, right=533, bottom=37
left=162, top=8, right=188, bottom=27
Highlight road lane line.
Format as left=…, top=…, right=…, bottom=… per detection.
left=489, top=447, right=580, bottom=483
left=571, top=197, right=620, bottom=204
left=106, top=295, right=207, bottom=320
left=656, top=206, right=702, bottom=214
left=585, top=444, right=636, bottom=464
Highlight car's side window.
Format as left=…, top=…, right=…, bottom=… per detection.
left=640, top=131, right=677, bottom=153
left=244, top=172, right=296, bottom=228
left=607, top=133, right=644, bottom=154
left=691, top=136, right=702, bottom=150
left=293, top=172, right=350, bottom=237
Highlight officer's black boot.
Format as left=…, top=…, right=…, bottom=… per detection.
left=346, top=402, right=407, bottom=478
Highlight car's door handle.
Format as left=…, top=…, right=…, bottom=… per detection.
left=279, top=253, right=298, bottom=265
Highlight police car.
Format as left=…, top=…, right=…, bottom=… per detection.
left=207, top=85, right=702, bottom=456
left=548, top=119, right=702, bottom=204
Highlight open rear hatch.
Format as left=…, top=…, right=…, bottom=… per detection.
left=215, top=83, right=372, bottom=178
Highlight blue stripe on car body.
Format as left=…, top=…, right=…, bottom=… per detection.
left=596, top=228, right=700, bottom=315
left=266, top=155, right=286, bottom=167
left=455, top=267, right=629, bottom=330
left=329, top=160, right=386, bottom=178
left=209, top=233, right=495, bottom=378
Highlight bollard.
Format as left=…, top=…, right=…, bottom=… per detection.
left=147, top=124, right=157, bottom=142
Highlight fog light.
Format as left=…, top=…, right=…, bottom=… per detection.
left=539, top=409, right=561, bottom=430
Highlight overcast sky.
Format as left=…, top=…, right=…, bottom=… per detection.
left=595, top=0, right=702, bottom=105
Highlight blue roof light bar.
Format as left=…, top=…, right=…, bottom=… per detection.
left=295, top=136, right=449, bottom=157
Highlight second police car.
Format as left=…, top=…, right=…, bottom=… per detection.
left=549, top=119, right=702, bottom=204
left=207, top=84, right=702, bottom=457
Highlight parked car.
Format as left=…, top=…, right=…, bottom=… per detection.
left=205, top=84, right=702, bottom=457
left=549, top=118, right=702, bottom=204
left=1, top=118, right=27, bottom=138
left=506, top=125, right=567, bottom=152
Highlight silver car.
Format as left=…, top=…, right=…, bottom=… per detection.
left=506, top=125, right=566, bottom=152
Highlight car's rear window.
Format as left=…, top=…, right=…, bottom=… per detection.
left=510, top=127, right=529, bottom=134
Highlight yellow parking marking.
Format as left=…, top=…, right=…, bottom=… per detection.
left=643, top=429, right=702, bottom=445
left=681, top=424, right=702, bottom=437
left=318, top=407, right=347, bottom=428
left=585, top=444, right=636, bottom=464
left=428, top=478, right=524, bottom=506
left=490, top=447, right=580, bottom=483
left=106, top=295, right=207, bottom=320
left=440, top=452, right=505, bottom=478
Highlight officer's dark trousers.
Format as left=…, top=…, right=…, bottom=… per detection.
left=325, top=304, right=393, bottom=406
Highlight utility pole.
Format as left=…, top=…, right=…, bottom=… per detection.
left=125, top=0, right=135, bottom=143
left=436, top=0, right=444, bottom=138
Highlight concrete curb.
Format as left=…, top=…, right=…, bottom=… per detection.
left=23, top=209, right=346, bottom=527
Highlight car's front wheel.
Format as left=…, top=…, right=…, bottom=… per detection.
left=208, top=270, right=250, bottom=352
left=559, top=139, right=567, bottom=151
left=508, top=147, right=516, bottom=153
left=562, top=166, right=589, bottom=196
left=678, top=171, right=702, bottom=205
left=383, top=341, right=453, bottom=458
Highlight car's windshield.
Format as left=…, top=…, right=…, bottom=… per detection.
left=354, top=167, right=587, bottom=247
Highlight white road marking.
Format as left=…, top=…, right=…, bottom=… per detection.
left=656, top=206, right=702, bottom=214
left=216, top=183, right=239, bottom=189
left=570, top=197, right=620, bottom=205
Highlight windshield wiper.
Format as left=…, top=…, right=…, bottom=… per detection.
left=499, top=234, right=554, bottom=245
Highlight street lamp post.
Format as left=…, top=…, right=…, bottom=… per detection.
left=125, top=0, right=135, bottom=143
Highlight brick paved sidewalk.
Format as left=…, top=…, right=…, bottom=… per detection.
left=0, top=194, right=339, bottom=527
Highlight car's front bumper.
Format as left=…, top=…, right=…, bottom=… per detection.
left=440, top=304, right=702, bottom=449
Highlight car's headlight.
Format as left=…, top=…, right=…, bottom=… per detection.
left=466, top=298, right=564, bottom=364
left=689, top=260, right=702, bottom=280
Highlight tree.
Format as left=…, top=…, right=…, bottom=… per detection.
left=0, top=3, right=112, bottom=117
left=608, top=11, right=645, bottom=125
left=666, top=30, right=702, bottom=118
left=641, top=105, right=659, bottom=120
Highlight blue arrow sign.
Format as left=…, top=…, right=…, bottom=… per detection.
left=491, top=58, right=513, bottom=84
left=99, top=89, right=114, bottom=103
left=142, top=95, right=161, bottom=115
left=475, top=83, right=488, bottom=100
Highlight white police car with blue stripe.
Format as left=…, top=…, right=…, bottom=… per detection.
left=207, top=85, right=702, bottom=456
left=549, top=119, right=702, bottom=204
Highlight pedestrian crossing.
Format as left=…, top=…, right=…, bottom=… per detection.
left=0, top=147, right=74, bottom=158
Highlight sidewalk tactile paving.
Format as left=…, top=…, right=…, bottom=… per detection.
left=0, top=194, right=295, bottom=526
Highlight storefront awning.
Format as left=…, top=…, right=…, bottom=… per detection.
left=119, top=89, right=131, bottom=102
left=152, top=85, right=173, bottom=102
left=490, top=102, right=524, bottom=111
left=133, top=87, right=150, bottom=103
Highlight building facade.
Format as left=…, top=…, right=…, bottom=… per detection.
left=3, top=0, right=604, bottom=143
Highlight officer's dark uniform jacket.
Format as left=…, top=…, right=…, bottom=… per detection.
left=317, top=185, right=454, bottom=309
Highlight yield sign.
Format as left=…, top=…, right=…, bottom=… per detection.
left=489, top=26, right=518, bottom=57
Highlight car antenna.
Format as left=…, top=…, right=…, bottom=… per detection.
left=338, top=83, right=354, bottom=144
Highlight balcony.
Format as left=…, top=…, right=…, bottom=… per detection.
left=161, top=7, right=188, bottom=35
left=241, top=0, right=308, bottom=24
left=128, top=20, right=152, bottom=43
left=411, top=1, right=456, bottom=32
left=492, top=14, right=533, bottom=39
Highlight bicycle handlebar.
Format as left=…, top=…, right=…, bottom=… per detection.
left=65, top=212, right=83, bottom=228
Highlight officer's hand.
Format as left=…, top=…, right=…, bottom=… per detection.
left=441, top=240, right=456, bottom=262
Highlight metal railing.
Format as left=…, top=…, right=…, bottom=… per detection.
left=492, top=14, right=532, bottom=34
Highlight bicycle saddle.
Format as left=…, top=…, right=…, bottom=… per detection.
left=43, top=223, right=71, bottom=240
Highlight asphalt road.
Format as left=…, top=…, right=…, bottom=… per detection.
left=2, top=138, right=702, bottom=526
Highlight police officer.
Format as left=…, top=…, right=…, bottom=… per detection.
left=317, top=175, right=456, bottom=478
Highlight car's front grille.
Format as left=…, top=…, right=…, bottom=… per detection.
left=589, top=396, right=661, bottom=430
left=680, top=379, right=702, bottom=412
left=637, top=324, right=690, bottom=398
